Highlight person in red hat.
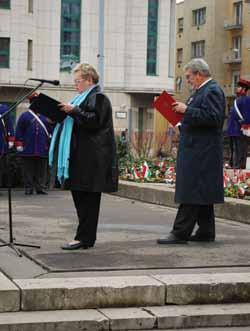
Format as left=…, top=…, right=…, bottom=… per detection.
left=226, top=78, right=250, bottom=168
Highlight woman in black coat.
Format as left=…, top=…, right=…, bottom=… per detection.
left=157, top=59, right=225, bottom=244
left=50, top=63, right=118, bottom=250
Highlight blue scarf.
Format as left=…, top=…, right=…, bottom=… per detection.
left=49, top=85, right=97, bottom=183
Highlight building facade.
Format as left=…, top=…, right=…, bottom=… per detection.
left=175, top=0, right=250, bottom=109
left=0, top=0, right=175, bottom=139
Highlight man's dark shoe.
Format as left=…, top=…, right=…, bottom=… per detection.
left=189, top=235, right=215, bottom=242
left=157, top=233, right=187, bottom=245
left=36, top=190, right=48, bottom=195
left=61, top=242, right=94, bottom=250
left=25, top=188, right=33, bottom=195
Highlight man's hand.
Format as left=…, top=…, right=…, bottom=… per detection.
left=58, top=103, right=74, bottom=114
left=16, top=146, right=23, bottom=152
left=172, top=102, right=187, bottom=114
left=8, top=142, right=14, bottom=149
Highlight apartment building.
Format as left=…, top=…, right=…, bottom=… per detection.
left=175, top=0, right=250, bottom=109
left=0, top=0, right=175, bottom=135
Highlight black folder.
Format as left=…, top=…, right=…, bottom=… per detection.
left=29, top=93, right=67, bottom=123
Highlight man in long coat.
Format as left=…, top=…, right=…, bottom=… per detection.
left=157, top=59, right=225, bottom=244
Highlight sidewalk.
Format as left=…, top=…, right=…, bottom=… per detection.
left=0, top=186, right=250, bottom=280
left=0, top=187, right=250, bottom=329
left=116, top=180, right=250, bottom=224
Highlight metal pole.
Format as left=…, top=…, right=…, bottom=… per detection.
left=98, top=0, right=105, bottom=90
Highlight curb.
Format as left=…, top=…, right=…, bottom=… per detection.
left=7, top=272, right=250, bottom=312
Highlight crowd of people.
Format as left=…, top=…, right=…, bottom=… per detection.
left=0, top=60, right=249, bottom=249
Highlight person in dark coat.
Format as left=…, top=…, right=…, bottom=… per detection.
left=15, top=105, right=52, bottom=195
left=157, top=58, right=225, bottom=244
left=0, top=104, right=15, bottom=187
left=49, top=63, right=118, bottom=250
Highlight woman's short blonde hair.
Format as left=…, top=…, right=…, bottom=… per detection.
left=73, top=63, right=99, bottom=84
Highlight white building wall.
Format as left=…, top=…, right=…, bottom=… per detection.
left=0, top=0, right=175, bottom=133
left=0, top=0, right=60, bottom=85
left=123, top=0, right=175, bottom=92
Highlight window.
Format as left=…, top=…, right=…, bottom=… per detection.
left=0, top=0, right=10, bottom=9
left=0, top=38, right=10, bottom=68
left=176, top=48, right=183, bottom=63
left=191, top=40, right=205, bottom=58
left=177, top=18, right=184, bottom=33
left=60, top=0, right=81, bottom=71
left=192, top=7, right=206, bottom=26
left=232, top=71, right=240, bottom=94
left=146, top=0, right=159, bottom=76
left=28, top=0, right=33, bottom=13
left=232, top=36, right=241, bottom=59
left=27, top=39, right=33, bottom=70
left=234, top=1, right=242, bottom=25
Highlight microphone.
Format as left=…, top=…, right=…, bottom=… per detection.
left=29, top=78, right=60, bottom=86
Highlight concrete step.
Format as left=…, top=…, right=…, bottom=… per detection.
left=13, top=272, right=250, bottom=311
left=2, top=271, right=250, bottom=313
left=0, top=303, right=250, bottom=330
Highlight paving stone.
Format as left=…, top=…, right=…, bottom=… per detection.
left=15, top=275, right=164, bottom=311
left=153, top=273, right=250, bottom=304
left=99, top=307, right=156, bottom=330
left=145, top=303, right=250, bottom=329
left=0, top=309, right=108, bottom=331
left=0, top=272, right=20, bottom=312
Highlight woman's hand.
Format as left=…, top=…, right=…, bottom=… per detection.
left=58, top=103, right=74, bottom=114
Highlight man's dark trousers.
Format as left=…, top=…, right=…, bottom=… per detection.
left=71, top=191, right=101, bottom=246
left=22, top=157, right=47, bottom=192
left=172, top=204, right=215, bottom=240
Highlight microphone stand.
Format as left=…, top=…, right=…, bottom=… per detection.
left=0, top=82, right=44, bottom=257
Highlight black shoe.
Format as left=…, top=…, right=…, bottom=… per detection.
left=61, top=242, right=93, bottom=250
left=25, top=188, right=33, bottom=195
left=189, top=235, right=215, bottom=242
left=36, top=190, right=48, bottom=195
left=157, top=233, right=187, bottom=245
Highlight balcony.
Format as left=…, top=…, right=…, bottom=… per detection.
left=223, top=50, right=241, bottom=64
left=224, top=21, right=243, bottom=31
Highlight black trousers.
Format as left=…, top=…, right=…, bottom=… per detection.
left=0, top=155, right=6, bottom=187
left=229, top=136, right=243, bottom=169
left=172, top=204, right=215, bottom=240
left=71, top=191, right=102, bottom=245
left=22, top=157, right=48, bottom=192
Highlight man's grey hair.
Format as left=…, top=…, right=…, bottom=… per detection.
left=184, top=58, right=211, bottom=77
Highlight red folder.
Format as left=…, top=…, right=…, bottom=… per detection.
left=153, top=91, right=183, bottom=126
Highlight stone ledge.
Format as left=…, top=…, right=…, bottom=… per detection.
left=153, top=273, right=250, bottom=305
left=115, top=181, right=250, bottom=224
left=0, top=309, right=109, bottom=331
left=0, top=272, right=20, bottom=312
left=99, top=307, right=156, bottom=330
left=147, top=303, right=250, bottom=329
left=1, top=304, right=250, bottom=330
left=13, top=273, right=250, bottom=311
left=15, top=276, right=165, bottom=311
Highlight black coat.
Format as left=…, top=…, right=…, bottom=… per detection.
left=175, top=80, right=225, bottom=205
left=68, top=85, right=118, bottom=192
